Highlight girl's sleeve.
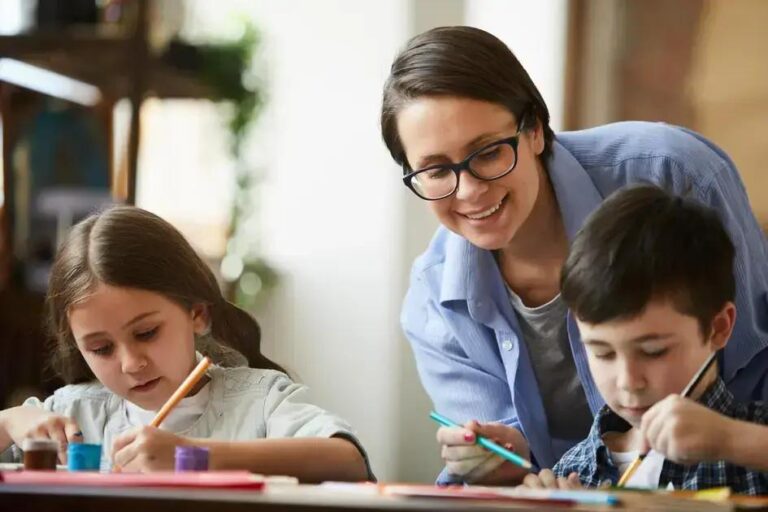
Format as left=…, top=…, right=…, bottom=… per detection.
left=22, top=394, right=56, bottom=412
left=262, top=373, right=375, bottom=480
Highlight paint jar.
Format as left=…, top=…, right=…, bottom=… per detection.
left=174, top=445, right=209, bottom=471
left=22, top=439, right=58, bottom=470
left=67, top=443, right=101, bottom=471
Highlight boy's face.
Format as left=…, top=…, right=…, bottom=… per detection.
left=577, top=298, right=734, bottom=428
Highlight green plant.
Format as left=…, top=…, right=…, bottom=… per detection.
left=198, top=23, right=277, bottom=310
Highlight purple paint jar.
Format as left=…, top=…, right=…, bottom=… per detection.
left=174, top=445, right=209, bottom=472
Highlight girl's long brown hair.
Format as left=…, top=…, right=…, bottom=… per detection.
left=47, top=206, right=285, bottom=384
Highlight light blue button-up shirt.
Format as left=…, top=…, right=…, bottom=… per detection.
left=401, top=121, right=768, bottom=481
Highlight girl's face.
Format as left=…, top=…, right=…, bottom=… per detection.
left=396, top=96, right=546, bottom=251
left=68, top=284, right=208, bottom=410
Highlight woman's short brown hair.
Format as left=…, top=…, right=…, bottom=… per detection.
left=381, top=26, right=554, bottom=169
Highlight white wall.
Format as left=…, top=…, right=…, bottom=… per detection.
left=465, top=0, right=568, bottom=131
left=163, top=0, right=568, bottom=482
left=242, top=0, right=410, bottom=481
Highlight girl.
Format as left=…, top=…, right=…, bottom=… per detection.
left=382, top=26, right=768, bottom=485
left=0, top=206, right=371, bottom=482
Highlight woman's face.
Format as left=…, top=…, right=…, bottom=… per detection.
left=397, top=96, right=545, bottom=251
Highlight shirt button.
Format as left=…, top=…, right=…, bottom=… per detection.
left=501, top=340, right=513, bottom=351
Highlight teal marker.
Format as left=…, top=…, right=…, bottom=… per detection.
left=429, top=411, right=534, bottom=470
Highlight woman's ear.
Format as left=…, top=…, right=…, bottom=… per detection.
left=191, top=303, right=211, bottom=335
left=708, top=301, right=736, bottom=351
left=529, top=117, right=545, bottom=156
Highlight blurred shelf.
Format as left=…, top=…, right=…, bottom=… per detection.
left=0, top=31, right=214, bottom=99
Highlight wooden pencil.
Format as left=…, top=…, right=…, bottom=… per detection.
left=617, top=455, right=645, bottom=487
left=151, top=356, right=212, bottom=427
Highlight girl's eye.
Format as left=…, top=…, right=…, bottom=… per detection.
left=135, top=327, right=159, bottom=341
left=91, top=344, right=113, bottom=356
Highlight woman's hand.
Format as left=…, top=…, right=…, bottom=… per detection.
left=111, top=426, right=186, bottom=472
left=640, top=394, right=735, bottom=464
left=0, top=406, right=82, bottom=463
left=521, top=469, right=582, bottom=489
left=437, top=420, right=530, bottom=485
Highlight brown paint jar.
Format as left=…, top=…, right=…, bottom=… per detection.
left=22, top=438, right=59, bottom=470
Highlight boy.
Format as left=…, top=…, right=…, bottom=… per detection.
left=525, top=185, right=768, bottom=493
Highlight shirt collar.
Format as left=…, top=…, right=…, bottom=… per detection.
left=547, top=140, right=605, bottom=243
left=697, top=377, right=736, bottom=414
left=587, top=405, right=631, bottom=476
left=438, top=141, right=605, bottom=325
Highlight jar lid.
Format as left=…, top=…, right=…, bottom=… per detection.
left=175, top=445, right=209, bottom=459
left=67, top=443, right=102, bottom=456
left=22, top=438, right=59, bottom=451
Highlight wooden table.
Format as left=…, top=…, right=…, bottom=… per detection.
left=0, top=484, right=742, bottom=512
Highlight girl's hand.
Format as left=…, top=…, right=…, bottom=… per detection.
left=1, top=406, right=82, bottom=464
left=111, top=426, right=186, bottom=472
left=522, top=469, right=582, bottom=489
left=640, top=394, right=734, bottom=464
left=437, top=420, right=530, bottom=485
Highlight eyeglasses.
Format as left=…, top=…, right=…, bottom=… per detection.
left=402, top=131, right=522, bottom=201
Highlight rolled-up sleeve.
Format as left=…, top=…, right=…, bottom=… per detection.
left=263, top=373, right=374, bottom=480
left=402, top=271, right=522, bottom=484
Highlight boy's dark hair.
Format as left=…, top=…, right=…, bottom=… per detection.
left=47, top=206, right=286, bottom=384
left=381, top=26, right=554, bottom=169
left=561, top=185, right=735, bottom=336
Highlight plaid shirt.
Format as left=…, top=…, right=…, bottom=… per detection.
left=553, top=378, right=768, bottom=495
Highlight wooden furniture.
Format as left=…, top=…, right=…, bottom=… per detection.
left=0, top=0, right=212, bottom=407
left=0, top=484, right=739, bottom=512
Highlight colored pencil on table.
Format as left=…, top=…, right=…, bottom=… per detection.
left=429, top=411, right=534, bottom=470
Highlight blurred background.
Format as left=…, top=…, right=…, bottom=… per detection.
left=0, top=0, right=766, bottom=482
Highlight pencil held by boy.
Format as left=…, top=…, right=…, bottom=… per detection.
left=0, top=206, right=371, bottom=482
left=522, top=185, right=768, bottom=493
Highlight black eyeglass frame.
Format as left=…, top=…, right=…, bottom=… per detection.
left=402, top=130, right=524, bottom=201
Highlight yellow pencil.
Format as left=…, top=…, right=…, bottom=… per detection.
left=151, top=356, right=212, bottom=428
left=617, top=454, right=645, bottom=486
left=113, top=356, right=211, bottom=471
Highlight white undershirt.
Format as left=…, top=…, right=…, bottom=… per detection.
left=611, top=449, right=640, bottom=477
left=612, top=449, right=672, bottom=489
left=125, top=382, right=211, bottom=433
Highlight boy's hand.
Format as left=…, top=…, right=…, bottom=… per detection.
left=521, top=469, right=582, bottom=489
left=111, top=426, right=185, bottom=472
left=1, top=406, right=82, bottom=464
left=437, top=420, right=530, bottom=484
left=640, top=394, right=734, bottom=464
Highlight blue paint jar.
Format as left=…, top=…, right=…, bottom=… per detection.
left=174, top=446, right=209, bottom=471
left=67, top=443, right=101, bottom=471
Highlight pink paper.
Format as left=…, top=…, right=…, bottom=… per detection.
left=0, top=470, right=265, bottom=490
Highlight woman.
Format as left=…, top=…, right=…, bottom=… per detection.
left=381, top=26, right=768, bottom=485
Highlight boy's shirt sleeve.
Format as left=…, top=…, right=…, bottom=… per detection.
left=262, top=372, right=374, bottom=480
